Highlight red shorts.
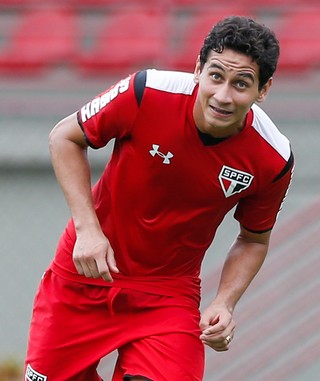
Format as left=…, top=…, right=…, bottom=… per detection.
left=25, top=269, right=204, bottom=381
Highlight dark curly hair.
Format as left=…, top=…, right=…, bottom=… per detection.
left=199, top=16, right=280, bottom=89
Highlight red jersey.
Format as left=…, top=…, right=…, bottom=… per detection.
left=51, top=70, right=293, bottom=305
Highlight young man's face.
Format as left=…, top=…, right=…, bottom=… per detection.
left=193, top=48, right=272, bottom=137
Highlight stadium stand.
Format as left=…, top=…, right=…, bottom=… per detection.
left=77, top=9, right=168, bottom=75
left=65, top=0, right=168, bottom=9
left=276, top=9, right=320, bottom=72
left=0, top=7, right=77, bottom=74
left=0, top=1, right=319, bottom=75
left=0, top=0, right=41, bottom=7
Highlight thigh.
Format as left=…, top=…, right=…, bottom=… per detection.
left=113, top=332, right=204, bottom=381
left=24, top=270, right=113, bottom=380
left=112, top=305, right=204, bottom=381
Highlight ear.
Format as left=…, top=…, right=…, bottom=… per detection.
left=256, top=77, right=273, bottom=103
left=193, top=55, right=201, bottom=84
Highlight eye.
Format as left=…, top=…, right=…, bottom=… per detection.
left=211, top=72, right=222, bottom=81
left=236, top=80, right=249, bottom=89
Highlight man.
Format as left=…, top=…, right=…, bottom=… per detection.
left=25, top=16, right=293, bottom=381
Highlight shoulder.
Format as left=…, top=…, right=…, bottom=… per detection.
left=133, top=69, right=196, bottom=106
left=251, top=104, right=291, bottom=162
left=144, top=69, right=196, bottom=95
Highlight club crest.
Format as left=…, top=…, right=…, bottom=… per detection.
left=219, top=165, right=254, bottom=198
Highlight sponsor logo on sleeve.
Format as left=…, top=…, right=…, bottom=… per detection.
left=80, top=76, right=130, bottom=122
left=218, top=165, right=254, bottom=198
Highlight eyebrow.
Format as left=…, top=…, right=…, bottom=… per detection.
left=208, top=63, right=256, bottom=82
left=238, top=72, right=255, bottom=82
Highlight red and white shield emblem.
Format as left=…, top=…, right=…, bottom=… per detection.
left=218, top=165, right=254, bottom=198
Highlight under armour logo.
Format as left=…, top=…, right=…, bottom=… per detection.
left=149, top=144, right=174, bottom=164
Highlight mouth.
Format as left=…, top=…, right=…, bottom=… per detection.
left=210, top=105, right=233, bottom=116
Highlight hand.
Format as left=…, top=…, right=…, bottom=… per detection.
left=73, top=230, right=119, bottom=282
left=199, top=303, right=236, bottom=351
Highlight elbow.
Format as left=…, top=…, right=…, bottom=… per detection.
left=48, top=121, right=64, bottom=156
left=49, top=123, right=58, bottom=153
left=48, top=112, right=87, bottom=154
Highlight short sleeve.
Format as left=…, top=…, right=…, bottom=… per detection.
left=77, top=72, right=142, bottom=148
left=234, top=152, right=294, bottom=232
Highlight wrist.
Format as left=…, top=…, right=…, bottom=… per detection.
left=210, top=296, right=235, bottom=314
left=73, top=215, right=101, bottom=235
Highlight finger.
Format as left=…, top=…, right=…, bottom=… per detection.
left=201, top=329, right=234, bottom=343
left=73, top=252, right=99, bottom=278
left=201, top=337, right=229, bottom=351
left=199, top=315, right=219, bottom=331
left=88, top=260, right=103, bottom=278
left=225, top=333, right=233, bottom=346
left=202, top=317, right=235, bottom=336
left=208, top=343, right=230, bottom=352
left=93, top=257, right=112, bottom=282
left=81, top=259, right=100, bottom=279
left=202, top=323, right=226, bottom=336
left=106, top=246, right=119, bottom=274
left=73, top=258, right=85, bottom=276
left=201, top=334, right=233, bottom=352
left=73, top=256, right=95, bottom=277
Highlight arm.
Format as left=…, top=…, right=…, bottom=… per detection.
left=49, top=112, right=119, bottom=281
left=200, top=225, right=271, bottom=351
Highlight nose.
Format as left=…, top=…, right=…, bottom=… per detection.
left=214, top=83, right=232, bottom=104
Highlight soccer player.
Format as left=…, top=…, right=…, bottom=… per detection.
left=25, top=16, right=294, bottom=381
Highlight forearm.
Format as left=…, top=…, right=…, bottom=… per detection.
left=49, top=114, right=100, bottom=233
left=213, top=232, right=269, bottom=312
left=200, top=227, right=271, bottom=351
left=49, top=113, right=118, bottom=281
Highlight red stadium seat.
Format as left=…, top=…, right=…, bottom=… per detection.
left=167, top=8, right=252, bottom=72
left=0, top=8, right=77, bottom=74
left=0, top=0, right=42, bottom=7
left=169, top=0, right=297, bottom=10
left=275, top=10, right=320, bottom=72
left=232, top=0, right=315, bottom=6
left=78, top=10, right=169, bottom=75
left=64, top=0, right=166, bottom=8
left=169, top=0, right=218, bottom=7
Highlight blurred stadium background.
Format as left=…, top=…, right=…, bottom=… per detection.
left=0, top=0, right=319, bottom=379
